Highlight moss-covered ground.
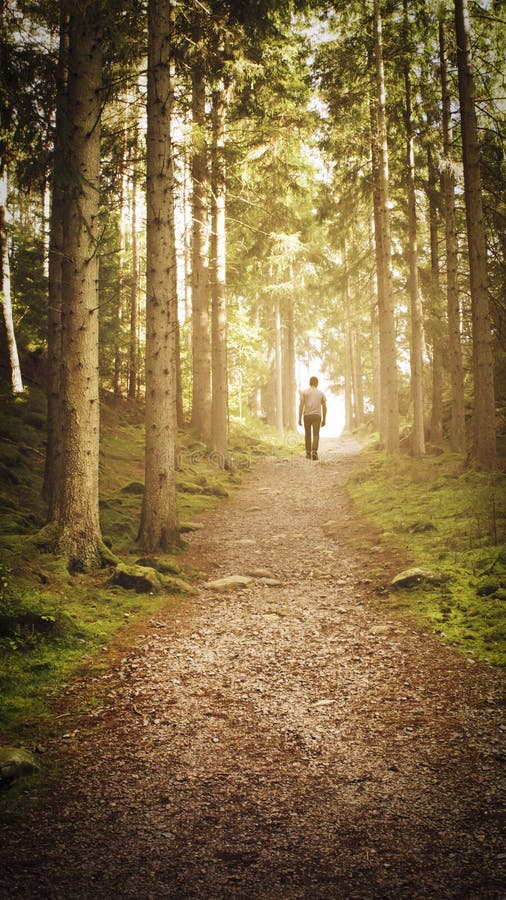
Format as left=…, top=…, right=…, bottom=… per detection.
left=0, top=386, right=289, bottom=748
left=348, top=447, right=506, bottom=667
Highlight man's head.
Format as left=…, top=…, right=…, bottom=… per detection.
left=309, top=376, right=319, bottom=387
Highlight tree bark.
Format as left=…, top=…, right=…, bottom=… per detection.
left=426, top=144, right=444, bottom=445
left=369, top=215, right=381, bottom=433
left=351, top=325, right=364, bottom=427
left=113, top=126, right=127, bottom=396
left=0, top=167, right=23, bottom=394
left=283, top=295, right=297, bottom=431
left=274, top=296, right=284, bottom=435
left=128, top=131, right=139, bottom=400
left=138, top=0, right=179, bottom=551
left=210, top=57, right=229, bottom=463
left=343, top=242, right=353, bottom=432
left=454, top=0, right=496, bottom=467
left=44, top=6, right=68, bottom=509
left=371, top=0, right=399, bottom=454
left=183, top=113, right=192, bottom=324
left=190, top=19, right=212, bottom=444
left=403, top=0, right=425, bottom=456
left=344, top=324, right=353, bottom=433
left=54, top=7, right=103, bottom=571
left=439, top=17, right=466, bottom=452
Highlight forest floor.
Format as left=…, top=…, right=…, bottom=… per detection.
left=0, top=435, right=504, bottom=899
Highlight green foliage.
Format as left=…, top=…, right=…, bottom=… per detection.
left=349, top=449, right=506, bottom=666
left=0, top=390, right=46, bottom=536
left=10, top=222, right=48, bottom=350
left=0, top=6, right=56, bottom=187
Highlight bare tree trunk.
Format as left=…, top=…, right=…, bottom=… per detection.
left=179, top=113, right=192, bottom=424
left=343, top=242, right=353, bottom=432
left=138, top=0, right=179, bottom=551
left=45, top=14, right=66, bottom=504
left=210, top=56, right=229, bottom=463
left=351, top=325, right=364, bottom=427
left=371, top=1, right=399, bottom=454
left=283, top=295, right=297, bottom=431
left=128, top=136, right=139, bottom=400
left=440, top=17, right=466, bottom=452
left=0, top=167, right=23, bottom=394
left=113, top=126, right=127, bottom=396
left=183, top=113, right=192, bottom=324
left=54, top=8, right=103, bottom=571
left=175, top=322, right=184, bottom=428
left=426, top=144, right=444, bottom=445
left=44, top=6, right=67, bottom=509
left=344, top=325, right=353, bottom=433
left=190, top=20, right=212, bottom=444
left=274, top=296, right=283, bottom=435
left=454, top=0, right=496, bottom=467
left=403, top=0, right=425, bottom=456
left=371, top=299, right=381, bottom=433
left=369, top=215, right=381, bottom=433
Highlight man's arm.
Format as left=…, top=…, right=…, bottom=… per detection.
left=298, top=395, right=304, bottom=426
left=321, top=397, right=327, bottom=426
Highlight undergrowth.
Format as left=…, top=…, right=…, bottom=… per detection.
left=348, top=448, right=506, bottom=667
left=0, top=386, right=290, bottom=749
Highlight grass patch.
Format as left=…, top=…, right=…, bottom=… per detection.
left=0, top=568, right=176, bottom=741
left=348, top=448, right=506, bottom=667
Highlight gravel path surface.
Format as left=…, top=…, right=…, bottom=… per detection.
left=1, top=436, right=504, bottom=899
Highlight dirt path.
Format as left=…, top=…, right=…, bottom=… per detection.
left=1, top=437, right=504, bottom=899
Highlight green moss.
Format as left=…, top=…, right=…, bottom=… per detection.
left=162, top=574, right=197, bottom=595
left=136, top=556, right=182, bottom=575
left=110, top=563, right=164, bottom=593
left=176, top=478, right=204, bottom=494
left=349, top=450, right=506, bottom=667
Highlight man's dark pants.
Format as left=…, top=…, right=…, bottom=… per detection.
left=304, top=414, right=321, bottom=459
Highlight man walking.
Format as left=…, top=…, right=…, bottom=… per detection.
left=298, top=376, right=327, bottom=460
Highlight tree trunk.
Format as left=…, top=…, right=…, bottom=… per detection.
left=403, top=0, right=425, bottom=456
left=190, top=21, right=212, bottom=444
left=274, top=296, right=284, bottom=435
left=439, top=24, right=466, bottom=453
left=210, top=59, right=229, bottom=464
left=454, top=0, right=496, bottom=467
left=371, top=1, right=399, bottom=454
left=54, top=8, right=103, bottom=571
left=343, top=242, right=353, bottom=432
left=439, top=17, right=466, bottom=452
left=180, top=114, right=192, bottom=424
left=351, top=325, right=364, bottom=427
left=113, top=126, right=127, bottom=397
left=175, top=320, right=184, bottom=428
left=426, top=144, right=444, bottom=445
left=183, top=114, right=192, bottom=323
left=344, top=324, right=353, bottom=433
left=369, top=215, right=381, bottom=433
left=138, top=0, right=179, bottom=551
left=128, top=134, right=139, bottom=400
left=44, top=6, right=67, bottom=509
left=283, top=296, right=297, bottom=431
left=0, top=167, right=23, bottom=394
